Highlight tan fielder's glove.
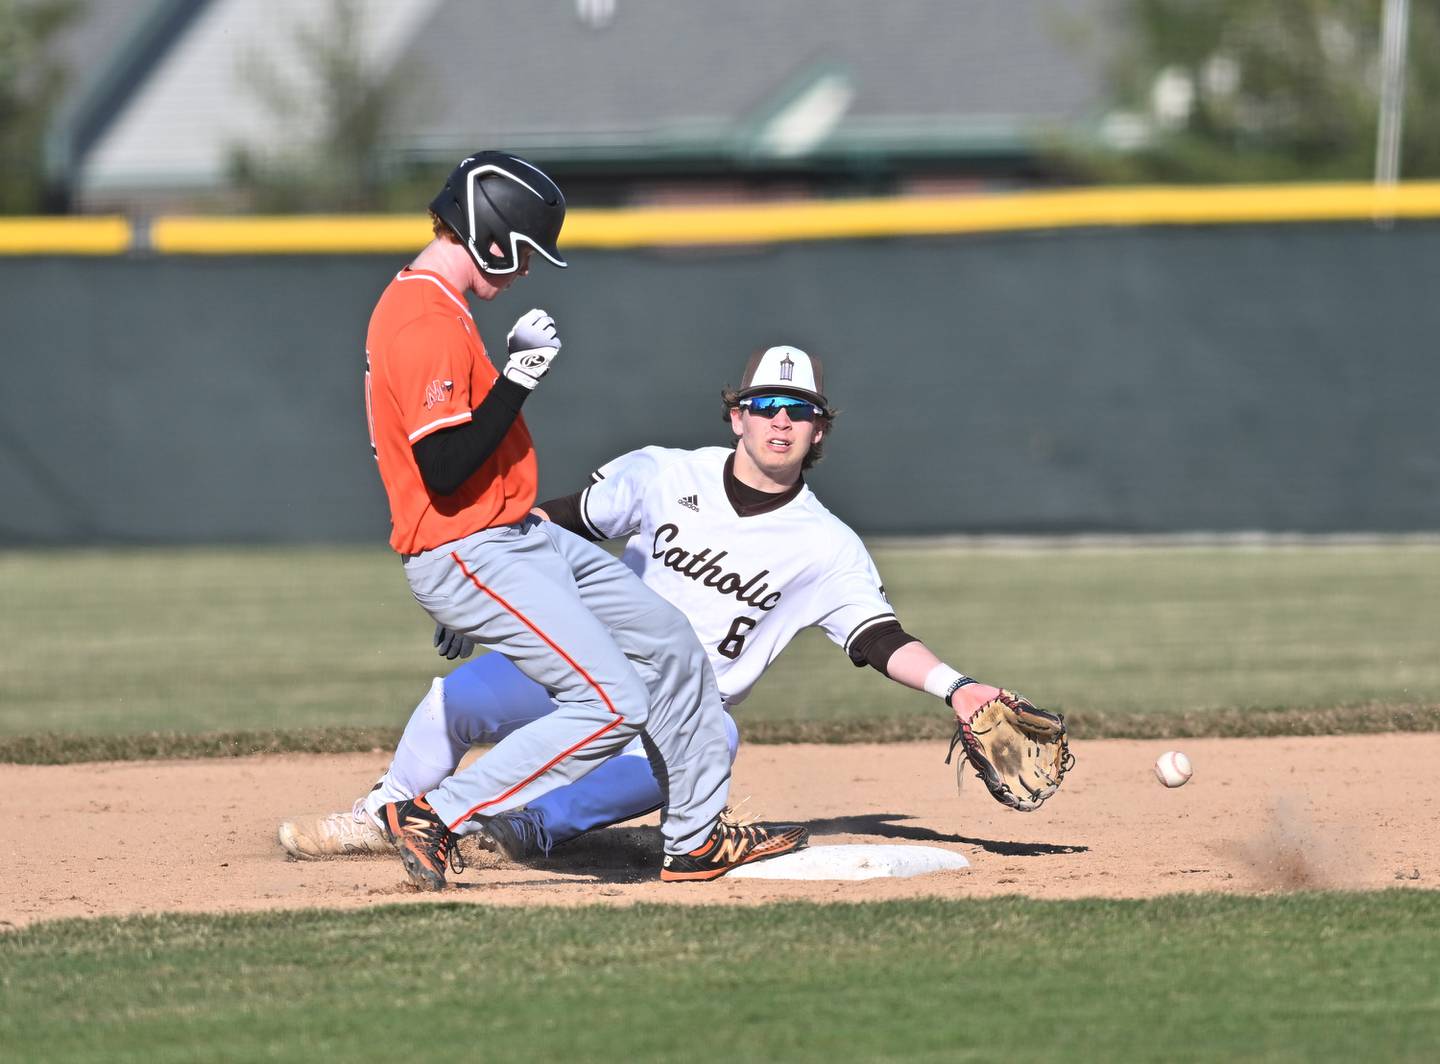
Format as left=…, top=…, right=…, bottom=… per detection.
left=945, top=690, right=1074, bottom=811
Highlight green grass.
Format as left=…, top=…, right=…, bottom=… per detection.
left=3, top=895, right=1438, bottom=1063
left=0, top=546, right=439, bottom=735
left=5, top=546, right=1438, bottom=1060
left=769, top=541, right=1440, bottom=721
left=3, top=543, right=1439, bottom=751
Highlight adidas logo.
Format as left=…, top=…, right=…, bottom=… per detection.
left=678, top=494, right=700, bottom=512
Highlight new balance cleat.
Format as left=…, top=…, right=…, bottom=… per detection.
left=380, top=796, right=464, bottom=891
left=278, top=797, right=393, bottom=859
left=660, top=810, right=808, bottom=883
left=473, top=807, right=554, bottom=863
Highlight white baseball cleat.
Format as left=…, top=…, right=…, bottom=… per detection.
left=278, top=798, right=394, bottom=859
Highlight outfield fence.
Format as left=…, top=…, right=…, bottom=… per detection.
left=3, top=184, right=1439, bottom=544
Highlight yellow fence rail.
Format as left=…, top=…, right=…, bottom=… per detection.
left=0, top=216, right=132, bottom=254
left=4, top=183, right=1440, bottom=255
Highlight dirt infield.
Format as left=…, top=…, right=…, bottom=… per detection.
left=3, top=735, right=1436, bottom=928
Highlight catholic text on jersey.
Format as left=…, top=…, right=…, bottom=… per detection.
left=650, top=523, right=783, bottom=611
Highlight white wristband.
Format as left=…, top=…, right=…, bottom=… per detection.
left=923, top=664, right=968, bottom=702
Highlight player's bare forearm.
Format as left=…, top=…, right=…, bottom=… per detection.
left=882, top=641, right=1002, bottom=724
left=883, top=640, right=944, bottom=693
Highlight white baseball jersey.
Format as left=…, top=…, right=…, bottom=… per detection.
left=577, top=446, right=895, bottom=706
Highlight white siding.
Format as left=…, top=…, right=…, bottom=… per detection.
left=79, top=0, right=442, bottom=193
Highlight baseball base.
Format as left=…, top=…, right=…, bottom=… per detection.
left=727, top=844, right=969, bottom=881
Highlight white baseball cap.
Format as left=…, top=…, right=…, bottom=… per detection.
left=736, top=346, right=828, bottom=412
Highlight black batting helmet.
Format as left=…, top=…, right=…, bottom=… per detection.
left=430, top=151, right=567, bottom=275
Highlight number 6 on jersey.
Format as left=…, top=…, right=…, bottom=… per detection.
left=718, top=616, right=756, bottom=659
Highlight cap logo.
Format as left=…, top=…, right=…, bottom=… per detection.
left=779, top=355, right=795, bottom=382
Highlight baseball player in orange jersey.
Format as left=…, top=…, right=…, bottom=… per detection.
left=360, top=151, right=805, bottom=888
left=285, top=346, right=1017, bottom=865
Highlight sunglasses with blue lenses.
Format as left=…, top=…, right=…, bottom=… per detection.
left=739, top=395, right=825, bottom=422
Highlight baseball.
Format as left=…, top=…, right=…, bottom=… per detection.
left=1154, top=750, right=1193, bottom=788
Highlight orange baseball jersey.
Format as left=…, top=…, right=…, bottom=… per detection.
left=365, top=268, right=538, bottom=553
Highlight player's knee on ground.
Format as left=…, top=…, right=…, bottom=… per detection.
left=723, top=710, right=739, bottom=763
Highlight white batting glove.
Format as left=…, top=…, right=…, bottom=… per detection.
left=503, top=308, right=561, bottom=390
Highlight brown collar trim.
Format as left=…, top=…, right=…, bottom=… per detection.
left=723, top=452, right=804, bottom=517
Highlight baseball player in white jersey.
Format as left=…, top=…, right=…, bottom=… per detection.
left=282, top=345, right=1012, bottom=862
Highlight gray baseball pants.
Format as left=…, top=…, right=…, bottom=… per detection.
left=402, top=517, right=730, bottom=854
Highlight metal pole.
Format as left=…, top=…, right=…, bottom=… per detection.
left=1375, top=0, right=1410, bottom=187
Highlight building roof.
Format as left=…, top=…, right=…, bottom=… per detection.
left=393, top=0, right=1113, bottom=163
left=59, top=0, right=1119, bottom=208
left=67, top=0, right=442, bottom=204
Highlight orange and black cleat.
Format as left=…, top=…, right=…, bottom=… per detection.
left=380, top=795, right=464, bottom=891
left=660, top=810, right=808, bottom=882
